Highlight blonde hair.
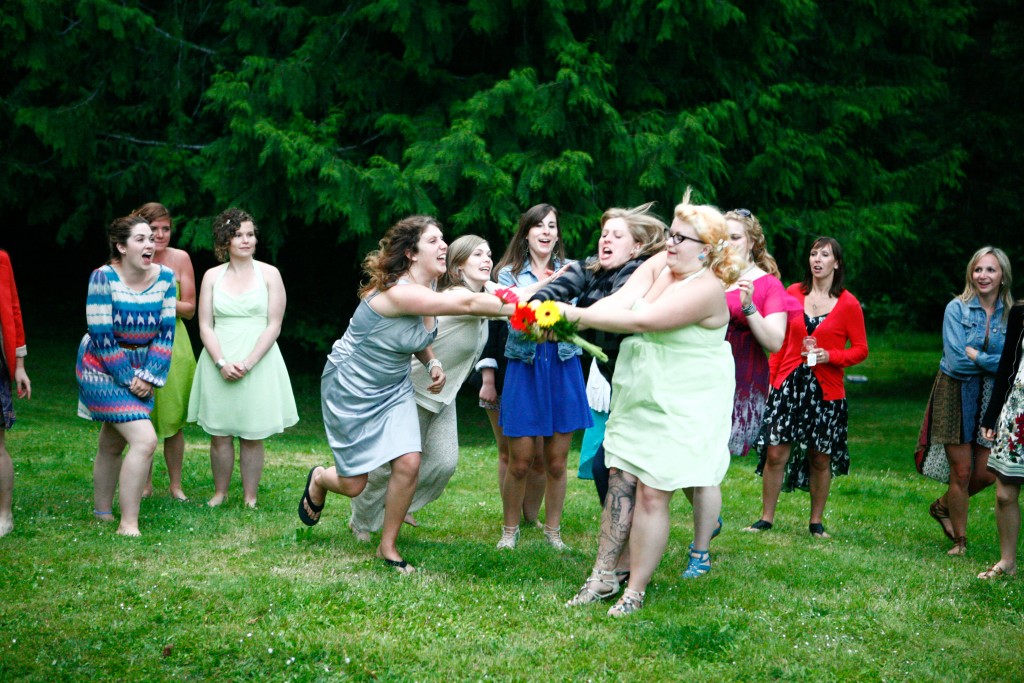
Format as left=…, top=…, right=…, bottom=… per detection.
left=959, top=246, right=1013, bottom=320
left=586, top=202, right=667, bottom=273
left=441, top=234, right=489, bottom=291
left=674, top=188, right=744, bottom=286
left=723, top=209, right=780, bottom=278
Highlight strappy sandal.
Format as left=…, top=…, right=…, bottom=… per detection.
left=977, top=563, right=1016, bottom=580
left=608, top=588, right=645, bottom=617
left=566, top=569, right=621, bottom=606
left=929, top=499, right=954, bottom=541
left=741, top=519, right=773, bottom=532
left=948, top=536, right=967, bottom=556
left=681, top=549, right=711, bottom=579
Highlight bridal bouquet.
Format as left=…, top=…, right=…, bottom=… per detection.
left=495, top=288, right=608, bottom=363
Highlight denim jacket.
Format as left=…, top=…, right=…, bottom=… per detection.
left=939, top=295, right=1007, bottom=380
left=498, top=260, right=581, bottom=363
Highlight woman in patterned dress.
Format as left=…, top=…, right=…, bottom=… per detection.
left=0, top=248, right=31, bottom=537
left=915, top=247, right=1011, bottom=555
left=76, top=216, right=177, bottom=536
left=722, top=209, right=795, bottom=456
left=978, top=299, right=1024, bottom=579
left=299, top=216, right=512, bottom=574
left=742, top=237, right=868, bottom=538
left=133, top=202, right=196, bottom=502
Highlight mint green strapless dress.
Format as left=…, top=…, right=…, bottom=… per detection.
left=603, top=301, right=734, bottom=491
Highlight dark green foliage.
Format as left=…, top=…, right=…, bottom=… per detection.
left=1, top=1, right=1021, bottom=338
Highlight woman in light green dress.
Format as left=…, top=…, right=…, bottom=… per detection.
left=561, top=190, right=743, bottom=616
left=135, top=202, right=196, bottom=502
left=188, top=208, right=298, bottom=508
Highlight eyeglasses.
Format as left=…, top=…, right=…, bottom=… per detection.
left=732, top=209, right=752, bottom=217
left=665, top=230, right=704, bottom=246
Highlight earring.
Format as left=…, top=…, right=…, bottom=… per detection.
left=697, top=253, right=706, bottom=261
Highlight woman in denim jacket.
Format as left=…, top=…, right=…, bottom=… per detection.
left=494, top=203, right=592, bottom=551
left=916, top=246, right=1012, bottom=555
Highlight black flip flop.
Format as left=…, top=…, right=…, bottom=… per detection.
left=297, top=467, right=324, bottom=526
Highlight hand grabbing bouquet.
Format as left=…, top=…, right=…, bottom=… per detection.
left=496, top=288, right=608, bottom=363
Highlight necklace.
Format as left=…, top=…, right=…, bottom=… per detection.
left=677, top=267, right=707, bottom=285
left=808, top=291, right=832, bottom=313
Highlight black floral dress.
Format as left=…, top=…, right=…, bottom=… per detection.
left=754, top=313, right=850, bottom=492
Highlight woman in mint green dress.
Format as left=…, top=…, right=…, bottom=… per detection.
left=188, top=208, right=298, bottom=508
left=561, top=191, right=742, bottom=617
left=134, top=202, right=196, bottom=502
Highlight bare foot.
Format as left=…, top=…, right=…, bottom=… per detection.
left=141, top=486, right=153, bottom=499
left=170, top=488, right=189, bottom=502
left=376, top=547, right=415, bottom=575
left=349, top=521, right=371, bottom=543
left=207, top=493, right=228, bottom=507
left=244, top=499, right=258, bottom=510
left=93, top=510, right=116, bottom=523
left=403, top=513, right=419, bottom=527
left=116, top=524, right=142, bottom=537
left=0, top=517, right=13, bottom=537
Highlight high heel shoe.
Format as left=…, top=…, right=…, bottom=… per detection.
left=496, top=525, right=520, bottom=550
left=543, top=524, right=568, bottom=551
left=566, top=568, right=621, bottom=606
left=608, top=588, right=645, bottom=617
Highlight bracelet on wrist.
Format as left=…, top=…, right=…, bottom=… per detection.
left=216, top=358, right=227, bottom=369
left=741, top=302, right=757, bottom=317
left=426, top=359, right=443, bottom=372
left=242, top=360, right=250, bottom=372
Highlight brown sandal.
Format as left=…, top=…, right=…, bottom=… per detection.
left=977, top=563, right=1016, bottom=580
left=947, top=536, right=967, bottom=556
left=929, top=499, right=954, bottom=541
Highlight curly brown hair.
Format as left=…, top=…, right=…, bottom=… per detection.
left=359, top=215, right=441, bottom=297
left=212, top=208, right=257, bottom=262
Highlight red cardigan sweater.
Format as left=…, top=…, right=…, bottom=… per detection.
left=769, top=285, right=868, bottom=401
left=0, top=250, right=27, bottom=382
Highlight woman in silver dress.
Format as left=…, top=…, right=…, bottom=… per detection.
left=298, top=216, right=511, bottom=574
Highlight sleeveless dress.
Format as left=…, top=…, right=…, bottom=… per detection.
left=76, top=265, right=177, bottom=422
left=187, top=264, right=298, bottom=439
left=349, top=303, right=487, bottom=532
left=725, top=274, right=796, bottom=456
left=321, top=285, right=438, bottom=477
left=603, top=300, right=735, bottom=491
left=150, top=282, right=197, bottom=438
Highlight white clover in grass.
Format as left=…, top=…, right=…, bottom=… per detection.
left=268, top=648, right=273, bottom=654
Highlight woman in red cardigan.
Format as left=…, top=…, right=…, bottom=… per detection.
left=742, top=237, right=868, bottom=537
left=0, top=249, right=32, bottom=537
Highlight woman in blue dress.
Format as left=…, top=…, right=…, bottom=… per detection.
left=77, top=216, right=176, bottom=536
left=494, top=204, right=592, bottom=551
left=299, top=215, right=512, bottom=573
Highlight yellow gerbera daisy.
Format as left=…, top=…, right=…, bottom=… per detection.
left=535, top=300, right=561, bottom=328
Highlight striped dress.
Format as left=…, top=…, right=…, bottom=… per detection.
left=76, top=264, right=176, bottom=422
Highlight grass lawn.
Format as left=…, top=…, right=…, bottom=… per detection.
left=1, top=326, right=1021, bottom=682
